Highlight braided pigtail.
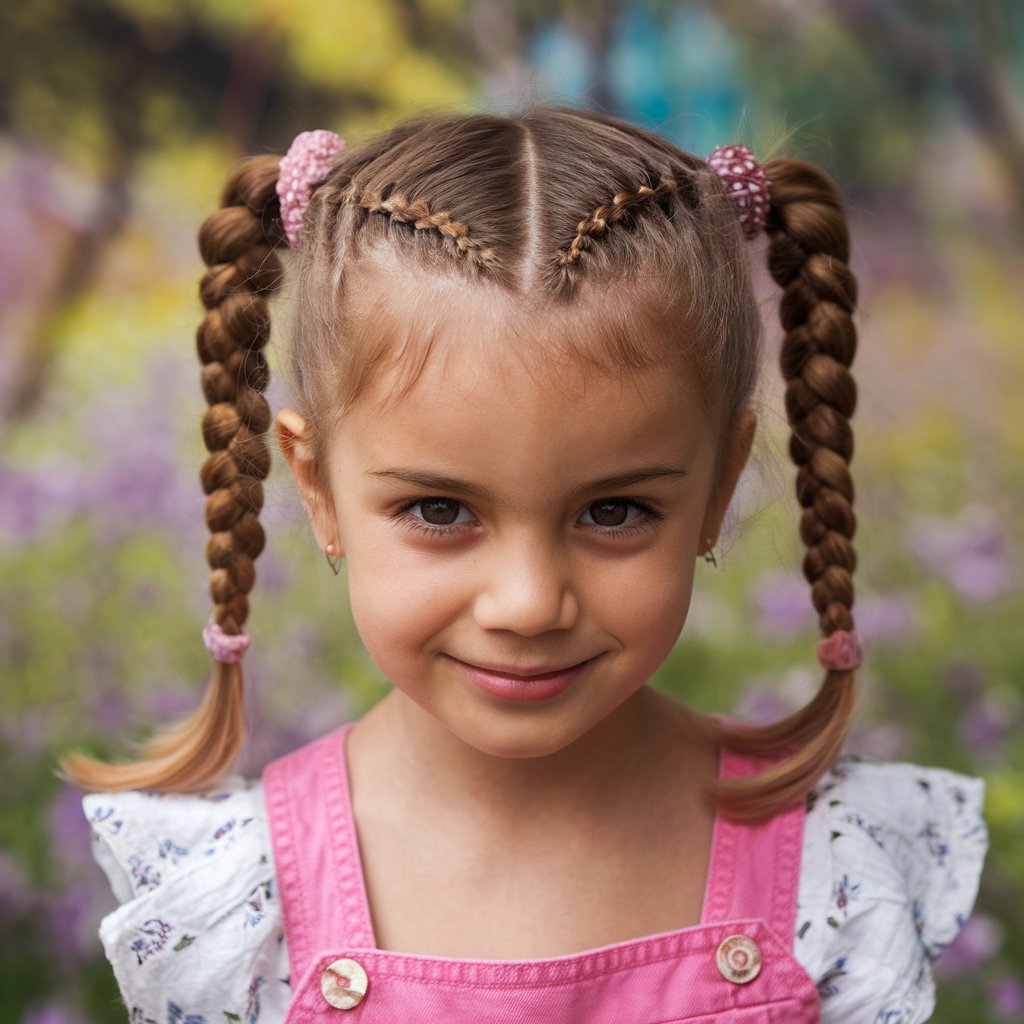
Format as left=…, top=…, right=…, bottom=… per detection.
left=715, top=158, right=859, bottom=820
left=61, top=156, right=286, bottom=792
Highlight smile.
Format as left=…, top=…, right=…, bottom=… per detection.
left=444, top=655, right=598, bottom=703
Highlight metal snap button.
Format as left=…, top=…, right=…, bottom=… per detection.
left=716, top=934, right=762, bottom=984
left=321, top=957, right=369, bottom=1010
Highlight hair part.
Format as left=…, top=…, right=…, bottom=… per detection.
left=62, top=107, right=858, bottom=823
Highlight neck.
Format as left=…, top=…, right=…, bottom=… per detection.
left=349, top=687, right=715, bottom=830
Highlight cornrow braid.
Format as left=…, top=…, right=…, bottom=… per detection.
left=557, top=180, right=673, bottom=268
left=61, top=154, right=286, bottom=792
left=714, top=158, right=859, bottom=821
left=356, top=187, right=500, bottom=269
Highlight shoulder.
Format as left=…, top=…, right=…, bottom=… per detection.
left=84, top=778, right=291, bottom=1022
left=795, top=758, right=988, bottom=1023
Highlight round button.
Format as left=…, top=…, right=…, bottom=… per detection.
left=716, top=934, right=762, bottom=984
left=321, top=957, right=368, bottom=1010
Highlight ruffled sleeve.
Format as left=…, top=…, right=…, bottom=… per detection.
left=84, top=779, right=291, bottom=1023
left=795, top=759, right=988, bottom=1023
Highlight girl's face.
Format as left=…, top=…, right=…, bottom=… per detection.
left=279, top=307, right=754, bottom=761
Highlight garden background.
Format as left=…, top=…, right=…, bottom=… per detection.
left=1, top=1, right=1022, bottom=1021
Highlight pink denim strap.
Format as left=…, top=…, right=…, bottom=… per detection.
left=700, top=747, right=807, bottom=942
left=264, top=724, right=374, bottom=978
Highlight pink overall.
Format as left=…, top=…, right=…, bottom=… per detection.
left=264, top=724, right=821, bottom=1023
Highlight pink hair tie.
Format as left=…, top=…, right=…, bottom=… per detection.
left=817, top=629, right=863, bottom=672
left=706, top=144, right=771, bottom=238
left=276, top=129, right=345, bottom=247
left=202, top=618, right=251, bottom=664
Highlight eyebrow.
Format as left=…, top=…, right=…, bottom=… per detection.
left=366, top=465, right=689, bottom=499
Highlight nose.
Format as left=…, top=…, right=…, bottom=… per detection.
left=472, top=535, right=579, bottom=636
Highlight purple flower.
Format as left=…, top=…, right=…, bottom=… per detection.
left=145, top=684, right=202, bottom=722
left=42, top=879, right=110, bottom=967
left=959, top=705, right=1006, bottom=763
left=854, top=593, right=918, bottom=645
left=844, top=721, right=906, bottom=761
left=945, top=661, right=986, bottom=702
left=47, top=785, right=94, bottom=874
left=0, top=706, right=50, bottom=761
left=934, top=913, right=1002, bottom=976
left=0, top=851, right=33, bottom=923
left=87, top=684, right=131, bottom=731
left=22, top=1003, right=89, bottom=1024
left=78, top=350, right=205, bottom=545
left=752, top=572, right=814, bottom=639
left=906, top=506, right=1013, bottom=604
left=989, top=976, right=1024, bottom=1018
left=958, top=688, right=1020, bottom=764
left=736, top=686, right=790, bottom=725
left=0, top=459, right=94, bottom=546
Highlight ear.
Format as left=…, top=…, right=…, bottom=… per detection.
left=699, top=408, right=757, bottom=556
left=275, top=408, right=342, bottom=556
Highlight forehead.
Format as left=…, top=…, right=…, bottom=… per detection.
left=337, top=334, right=717, bottom=505
left=331, top=269, right=720, bottom=490
left=343, top=253, right=701, bottom=411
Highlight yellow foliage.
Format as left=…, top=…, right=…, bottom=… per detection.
left=951, top=240, right=1024, bottom=360
left=984, top=772, right=1024, bottom=829
left=261, top=0, right=469, bottom=102
left=861, top=403, right=965, bottom=478
left=870, top=287, right=941, bottom=359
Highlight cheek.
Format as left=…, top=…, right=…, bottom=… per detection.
left=343, top=541, right=462, bottom=669
left=587, top=546, right=697, bottom=666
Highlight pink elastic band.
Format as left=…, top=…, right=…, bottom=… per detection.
left=276, top=129, right=345, bottom=247
left=817, top=629, right=863, bottom=672
left=706, top=144, right=771, bottom=238
left=202, top=619, right=251, bottom=664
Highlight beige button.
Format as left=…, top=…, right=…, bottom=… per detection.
left=716, top=934, right=762, bottom=984
left=321, top=957, right=368, bottom=1010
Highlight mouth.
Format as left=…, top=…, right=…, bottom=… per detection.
left=444, top=654, right=599, bottom=703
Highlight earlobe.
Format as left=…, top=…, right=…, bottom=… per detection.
left=275, top=408, right=342, bottom=555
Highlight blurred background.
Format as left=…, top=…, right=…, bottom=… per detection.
left=1, top=1, right=1022, bottom=1020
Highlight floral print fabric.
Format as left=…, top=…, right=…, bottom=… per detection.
left=795, top=760, right=987, bottom=1022
left=84, top=758, right=986, bottom=1024
left=85, top=781, right=291, bottom=1023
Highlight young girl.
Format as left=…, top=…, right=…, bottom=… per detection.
left=67, top=107, right=987, bottom=1023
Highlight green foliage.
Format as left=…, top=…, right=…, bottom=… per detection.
left=2, top=2, right=1023, bottom=1022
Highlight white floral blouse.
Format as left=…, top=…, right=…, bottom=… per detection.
left=84, top=758, right=987, bottom=1024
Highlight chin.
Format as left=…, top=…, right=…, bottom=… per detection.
left=440, top=710, right=611, bottom=762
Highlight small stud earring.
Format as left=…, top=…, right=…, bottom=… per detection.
left=324, top=543, right=343, bottom=576
left=703, top=539, right=718, bottom=568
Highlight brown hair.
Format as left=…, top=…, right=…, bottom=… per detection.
left=62, top=106, right=858, bottom=821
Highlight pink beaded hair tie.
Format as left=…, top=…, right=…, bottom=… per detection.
left=706, top=144, right=771, bottom=238
left=202, top=618, right=251, bottom=665
left=817, top=630, right=863, bottom=672
left=276, top=129, right=346, bottom=247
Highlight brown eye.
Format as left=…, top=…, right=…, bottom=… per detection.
left=417, top=498, right=463, bottom=525
left=586, top=500, right=629, bottom=527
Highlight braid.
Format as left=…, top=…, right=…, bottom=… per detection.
left=557, top=181, right=673, bottom=268
left=714, top=158, right=859, bottom=821
left=197, top=159, right=283, bottom=637
left=356, top=187, right=500, bottom=270
left=60, top=155, right=286, bottom=793
left=768, top=160, right=858, bottom=641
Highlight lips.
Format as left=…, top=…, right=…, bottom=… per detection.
left=445, top=655, right=595, bottom=703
